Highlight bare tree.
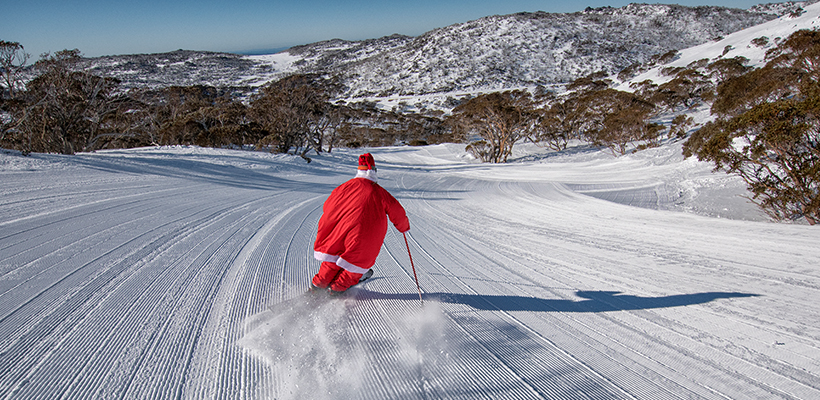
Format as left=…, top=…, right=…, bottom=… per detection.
left=13, top=49, right=120, bottom=154
left=449, top=90, right=533, bottom=163
left=0, top=40, right=30, bottom=98
left=527, top=99, right=581, bottom=151
left=249, top=74, right=337, bottom=158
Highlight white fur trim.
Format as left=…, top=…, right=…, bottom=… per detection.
left=314, top=251, right=339, bottom=263
left=314, top=251, right=370, bottom=274
left=355, top=169, right=378, bottom=182
left=336, top=257, right=370, bottom=274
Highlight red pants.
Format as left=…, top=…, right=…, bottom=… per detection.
left=312, top=261, right=364, bottom=292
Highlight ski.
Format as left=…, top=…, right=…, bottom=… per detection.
left=267, top=269, right=376, bottom=314
left=357, top=268, right=374, bottom=284
left=324, top=268, right=374, bottom=297
left=306, top=268, right=374, bottom=296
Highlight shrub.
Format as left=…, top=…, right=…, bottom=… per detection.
left=683, top=30, right=820, bottom=225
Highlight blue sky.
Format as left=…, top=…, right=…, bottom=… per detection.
left=3, top=0, right=766, bottom=61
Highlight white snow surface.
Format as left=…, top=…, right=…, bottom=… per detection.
left=1, top=143, right=819, bottom=399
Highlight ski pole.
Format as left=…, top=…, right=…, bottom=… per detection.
left=403, top=232, right=423, bottom=304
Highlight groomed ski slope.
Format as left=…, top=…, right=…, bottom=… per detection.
left=1, top=143, right=818, bottom=399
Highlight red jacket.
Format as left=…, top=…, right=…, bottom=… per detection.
left=314, top=175, right=410, bottom=274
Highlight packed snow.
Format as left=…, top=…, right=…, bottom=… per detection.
left=1, top=140, right=818, bottom=399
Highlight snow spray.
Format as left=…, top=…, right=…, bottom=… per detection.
left=238, top=297, right=450, bottom=399
left=238, top=300, right=366, bottom=399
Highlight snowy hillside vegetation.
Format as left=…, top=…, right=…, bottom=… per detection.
left=77, top=50, right=263, bottom=90
left=66, top=3, right=797, bottom=101
left=615, top=0, right=820, bottom=91
left=337, top=4, right=774, bottom=98
left=1, top=143, right=818, bottom=399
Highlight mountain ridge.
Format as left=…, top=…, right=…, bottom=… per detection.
left=75, top=2, right=809, bottom=106
left=335, top=3, right=778, bottom=98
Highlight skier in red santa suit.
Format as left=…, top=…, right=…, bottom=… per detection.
left=311, top=153, right=410, bottom=294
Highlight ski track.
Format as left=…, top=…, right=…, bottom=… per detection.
left=1, top=146, right=819, bottom=399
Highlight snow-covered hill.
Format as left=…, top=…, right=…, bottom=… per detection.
left=615, top=0, right=820, bottom=91
left=1, top=142, right=818, bottom=399
left=336, top=4, right=775, bottom=98
left=75, top=3, right=804, bottom=104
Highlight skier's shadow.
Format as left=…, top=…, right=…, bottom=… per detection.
left=351, top=289, right=758, bottom=312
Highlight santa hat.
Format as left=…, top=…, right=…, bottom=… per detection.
left=358, top=153, right=376, bottom=170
